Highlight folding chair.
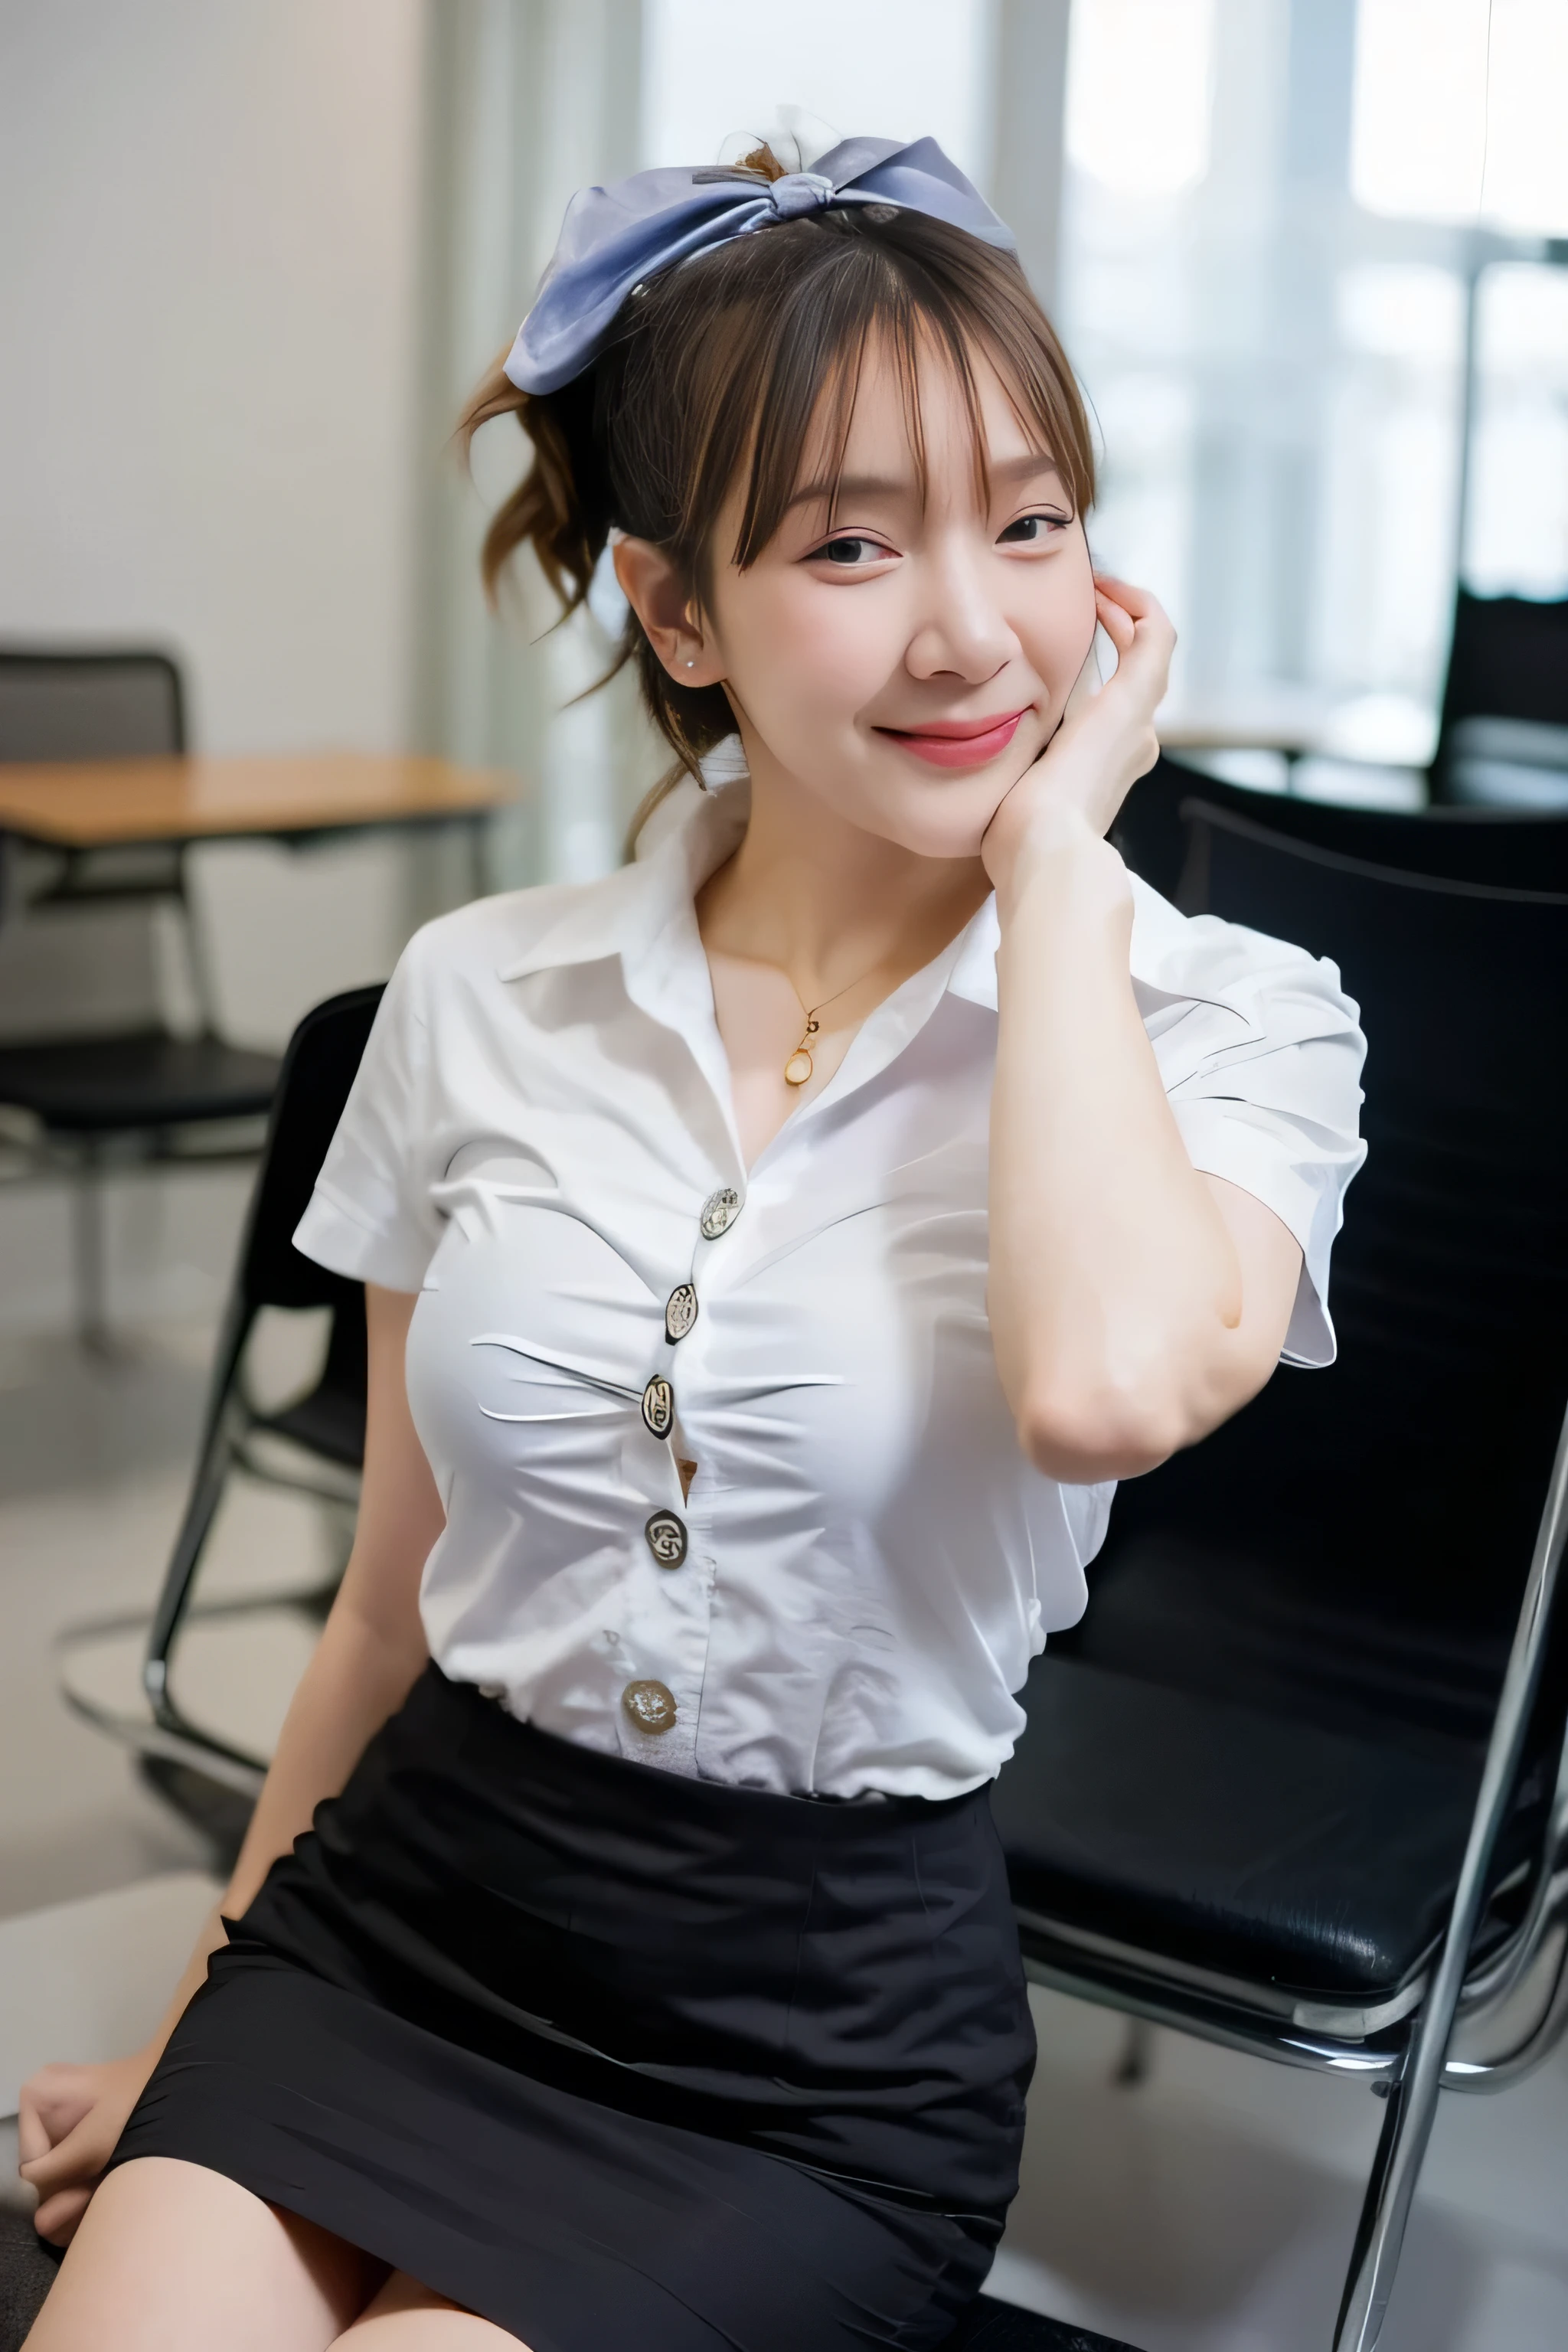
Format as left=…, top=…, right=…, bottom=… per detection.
left=60, top=988, right=383, bottom=1838
left=1430, top=588, right=1568, bottom=808
left=991, top=806, right=1568, bottom=2352
left=0, top=647, right=280, bottom=1346
left=1114, top=750, right=1568, bottom=906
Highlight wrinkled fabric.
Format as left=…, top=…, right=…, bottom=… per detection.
left=295, top=762, right=1365, bottom=1800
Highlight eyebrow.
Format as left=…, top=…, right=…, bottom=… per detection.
left=786, top=451, right=1067, bottom=514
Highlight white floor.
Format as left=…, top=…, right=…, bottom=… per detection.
left=2, top=1293, right=1566, bottom=2350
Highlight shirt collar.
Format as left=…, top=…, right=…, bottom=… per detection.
left=496, top=765, right=998, bottom=1011
left=495, top=771, right=749, bottom=988
left=495, top=750, right=1256, bottom=1040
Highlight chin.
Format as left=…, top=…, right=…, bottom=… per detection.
left=851, top=803, right=1000, bottom=864
left=859, top=762, right=1028, bottom=863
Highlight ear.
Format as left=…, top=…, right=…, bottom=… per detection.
left=612, top=538, right=723, bottom=687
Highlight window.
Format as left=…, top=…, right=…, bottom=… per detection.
left=1467, top=265, right=1568, bottom=597
left=1057, top=0, right=1568, bottom=779
left=1352, top=0, right=1568, bottom=236
left=642, top=0, right=996, bottom=181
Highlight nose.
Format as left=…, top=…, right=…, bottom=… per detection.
left=903, top=535, right=1020, bottom=685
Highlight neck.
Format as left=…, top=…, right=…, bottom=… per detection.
left=697, top=737, right=989, bottom=995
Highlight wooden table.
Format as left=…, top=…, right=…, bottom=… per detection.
left=0, top=754, right=523, bottom=1350
left=0, top=750, right=518, bottom=850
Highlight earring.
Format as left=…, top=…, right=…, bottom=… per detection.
left=685, top=659, right=695, bottom=670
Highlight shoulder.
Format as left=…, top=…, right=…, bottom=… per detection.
left=1128, top=870, right=1363, bottom=1048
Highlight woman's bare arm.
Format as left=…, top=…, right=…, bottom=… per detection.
left=984, top=581, right=1303, bottom=1486
left=18, top=1281, right=440, bottom=2242
left=204, top=1282, right=440, bottom=1917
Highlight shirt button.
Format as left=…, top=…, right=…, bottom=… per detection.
left=641, top=1374, right=675, bottom=1438
left=665, top=1282, right=698, bottom=1343
left=699, top=1186, right=740, bottom=1240
left=622, top=1679, right=678, bottom=1734
left=644, top=1509, right=688, bottom=1568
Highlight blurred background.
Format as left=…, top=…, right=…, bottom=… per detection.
left=4, top=0, right=1566, bottom=1245
left=3, top=8, right=1568, bottom=2347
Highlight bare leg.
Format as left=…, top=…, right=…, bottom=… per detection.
left=24, top=2158, right=384, bottom=2352
left=332, top=2270, right=532, bottom=2347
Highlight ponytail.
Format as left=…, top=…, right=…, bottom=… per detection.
left=457, top=351, right=738, bottom=808
left=459, top=364, right=599, bottom=613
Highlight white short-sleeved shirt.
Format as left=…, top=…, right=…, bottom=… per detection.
left=295, top=767, right=1366, bottom=1800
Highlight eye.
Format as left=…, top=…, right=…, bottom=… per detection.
left=998, top=511, right=1070, bottom=545
left=810, top=534, right=890, bottom=567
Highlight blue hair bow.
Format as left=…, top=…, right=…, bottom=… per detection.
left=505, top=136, right=1015, bottom=397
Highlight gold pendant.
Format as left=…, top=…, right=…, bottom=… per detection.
left=784, top=1014, right=819, bottom=1088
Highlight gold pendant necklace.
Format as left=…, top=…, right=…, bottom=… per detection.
left=783, top=1017, right=819, bottom=1089
left=783, top=956, right=888, bottom=1089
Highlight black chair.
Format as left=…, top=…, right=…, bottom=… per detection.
left=991, top=805, right=1568, bottom=2352
left=1430, top=588, right=1568, bottom=808
left=1113, top=750, right=1568, bottom=906
left=0, top=647, right=187, bottom=760
left=60, top=988, right=383, bottom=1844
left=0, top=648, right=281, bottom=1347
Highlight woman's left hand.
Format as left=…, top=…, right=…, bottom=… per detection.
left=982, top=575, right=1174, bottom=898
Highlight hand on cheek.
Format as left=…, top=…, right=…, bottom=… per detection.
left=982, top=573, right=1174, bottom=893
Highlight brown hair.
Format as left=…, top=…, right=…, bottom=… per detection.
left=460, top=145, right=1095, bottom=817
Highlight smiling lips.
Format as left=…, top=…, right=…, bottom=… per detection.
left=877, top=708, right=1029, bottom=769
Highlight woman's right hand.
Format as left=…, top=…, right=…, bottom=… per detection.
left=17, top=2047, right=158, bottom=2245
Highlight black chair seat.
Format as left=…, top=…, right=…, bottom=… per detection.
left=260, top=1375, right=368, bottom=1468
left=0, top=1028, right=279, bottom=1132
left=1063, top=1530, right=1516, bottom=1753
left=992, top=1651, right=1530, bottom=2004
left=0, top=2210, right=58, bottom=2352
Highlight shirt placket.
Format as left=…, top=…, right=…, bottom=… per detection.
left=612, top=1165, right=746, bottom=1768
left=606, top=895, right=962, bottom=1771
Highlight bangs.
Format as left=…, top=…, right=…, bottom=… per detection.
left=601, top=207, right=1095, bottom=591
left=731, top=247, right=1082, bottom=570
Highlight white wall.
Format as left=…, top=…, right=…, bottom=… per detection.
left=0, top=0, right=424, bottom=756
left=0, top=0, right=430, bottom=1331
left=0, top=0, right=431, bottom=1048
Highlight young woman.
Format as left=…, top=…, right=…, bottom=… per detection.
left=18, top=137, right=1364, bottom=2351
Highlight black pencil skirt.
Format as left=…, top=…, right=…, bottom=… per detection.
left=111, top=1665, right=1036, bottom=2350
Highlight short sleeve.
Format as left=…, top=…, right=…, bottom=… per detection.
left=292, top=934, right=443, bottom=1292
left=1129, top=876, right=1367, bottom=1367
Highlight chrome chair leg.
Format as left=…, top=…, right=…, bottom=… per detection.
left=71, top=1140, right=110, bottom=1353
left=1112, top=2015, right=1154, bottom=2088
left=143, top=1423, right=233, bottom=1728
left=144, top=1292, right=255, bottom=1726
left=1333, top=1399, right=1568, bottom=2350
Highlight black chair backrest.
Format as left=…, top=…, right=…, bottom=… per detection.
left=0, top=648, right=185, bottom=762
left=1439, top=589, right=1568, bottom=737
left=1112, top=803, right=1568, bottom=1773
left=1113, top=753, right=1568, bottom=903
left=235, top=985, right=384, bottom=1316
